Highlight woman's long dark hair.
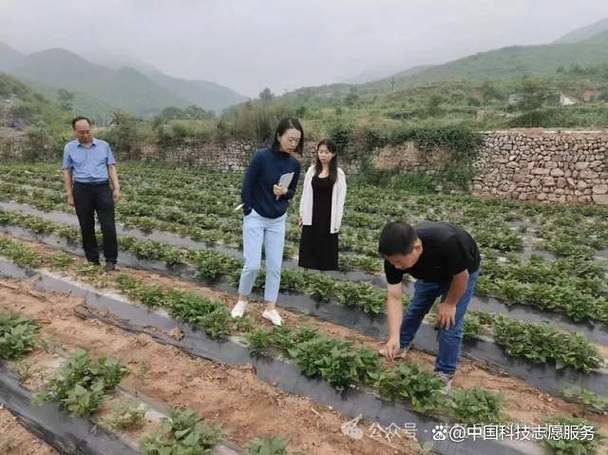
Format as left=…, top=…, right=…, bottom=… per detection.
left=271, top=117, right=304, bottom=155
left=314, top=139, right=338, bottom=184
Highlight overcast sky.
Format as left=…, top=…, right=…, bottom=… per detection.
left=1, top=0, right=608, bottom=97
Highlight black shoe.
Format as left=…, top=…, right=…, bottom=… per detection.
left=104, top=262, right=116, bottom=272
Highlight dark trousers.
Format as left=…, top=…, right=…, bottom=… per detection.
left=73, top=181, right=118, bottom=264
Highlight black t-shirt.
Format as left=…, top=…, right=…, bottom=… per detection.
left=384, top=222, right=481, bottom=284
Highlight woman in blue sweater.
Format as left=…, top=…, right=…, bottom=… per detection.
left=231, top=118, right=303, bottom=326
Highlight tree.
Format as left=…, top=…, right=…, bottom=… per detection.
left=328, top=121, right=353, bottom=155
left=57, top=89, right=75, bottom=114
left=510, top=78, right=552, bottom=128
left=158, top=106, right=183, bottom=121
left=106, top=111, right=140, bottom=159
left=480, top=81, right=501, bottom=101
left=344, top=88, right=359, bottom=107
left=517, top=78, right=549, bottom=112
left=425, top=94, right=443, bottom=117
left=184, top=104, right=213, bottom=120
left=259, top=88, right=274, bottom=102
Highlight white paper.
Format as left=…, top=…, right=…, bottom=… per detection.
left=276, top=172, right=294, bottom=200
left=278, top=172, right=294, bottom=188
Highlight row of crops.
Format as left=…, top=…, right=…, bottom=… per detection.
left=0, top=162, right=606, bottom=454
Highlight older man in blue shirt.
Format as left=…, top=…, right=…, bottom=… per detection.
left=62, top=116, right=122, bottom=272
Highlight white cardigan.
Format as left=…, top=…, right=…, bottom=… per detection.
left=299, top=165, right=347, bottom=234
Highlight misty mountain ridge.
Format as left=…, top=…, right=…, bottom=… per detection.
left=0, top=43, right=247, bottom=117
left=280, top=17, right=608, bottom=98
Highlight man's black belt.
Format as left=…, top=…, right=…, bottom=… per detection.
left=73, top=180, right=109, bottom=186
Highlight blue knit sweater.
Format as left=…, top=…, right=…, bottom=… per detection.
left=241, top=147, right=301, bottom=218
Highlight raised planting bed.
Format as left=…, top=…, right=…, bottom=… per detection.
left=2, top=201, right=607, bottom=347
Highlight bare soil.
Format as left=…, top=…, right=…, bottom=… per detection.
left=0, top=406, right=56, bottom=455
left=0, top=279, right=420, bottom=455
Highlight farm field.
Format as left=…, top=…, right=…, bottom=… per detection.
left=0, top=162, right=607, bottom=455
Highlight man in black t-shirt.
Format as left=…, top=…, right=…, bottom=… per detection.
left=378, top=221, right=481, bottom=390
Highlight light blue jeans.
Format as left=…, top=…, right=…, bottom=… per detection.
left=238, top=209, right=287, bottom=303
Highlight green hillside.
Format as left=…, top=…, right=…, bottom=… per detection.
left=0, top=45, right=248, bottom=119
left=0, top=72, right=70, bottom=131
left=23, top=80, right=116, bottom=126
left=369, top=30, right=608, bottom=91
left=237, top=22, right=608, bottom=132
left=554, top=18, right=608, bottom=44
left=9, top=49, right=190, bottom=117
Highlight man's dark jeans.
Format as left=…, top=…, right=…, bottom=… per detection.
left=400, top=270, right=480, bottom=375
left=73, top=181, right=118, bottom=264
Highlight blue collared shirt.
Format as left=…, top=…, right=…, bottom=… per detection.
left=62, top=138, right=116, bottom=183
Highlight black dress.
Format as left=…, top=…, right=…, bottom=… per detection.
left=298, top=175, right=339, bottom=271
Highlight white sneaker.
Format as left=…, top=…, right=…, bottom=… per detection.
left=231, top=300, right=248, bottom=318
left=262, top=308, right=283, bottom=326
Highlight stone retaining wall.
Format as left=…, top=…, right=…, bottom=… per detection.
left=1, top=128, right=607, bottom=204
left=473, top=130, right=608, bottom=205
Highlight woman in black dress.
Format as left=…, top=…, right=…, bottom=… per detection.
left=298, top=139, right=347, bottom=270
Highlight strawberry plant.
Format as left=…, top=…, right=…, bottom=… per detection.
left=165, top=288, right=234, bottom=340
left=196, top=306, right=233, bottom=340
left=0, top=236, right=42, bottom=268
left=279, top=269, right=308, bottom=293
left=63, top=382, right=106, bottom=417
left=247, top=325, right=381, bottom=392
left=334, top=282, right=385, bottom=315
left=36, top=350, right=128, bottom=417
left=286, top=334, right=380, bottom=391
left=542, top=416, right=601, bottom=455
left=140, top=408, right=222, bottom=455
left=246, top=328, right=274, bottom=357
left=269, top=326, right=318, bottom=352
left=248, top=436, right=308, bottom=455
left=116, top=274, right=167, bottom=308
left=192, top=249, right=239, bottom=281
left=339, top=254, right=382, bottom=273
left=303, top=274, right=335, bottom=303
left=119, top=238, right=186, bottom=267
left=372, top=363, right=446, bottom=413
left=562, top=387, right=608, bottom=415
left=54, top=224, right=81, bottom=244
left=49, top=251, right=75, bottom=269
left=449, top=387, right=504, bottom=425
left=462, top=313, right=483, bottom=340
left=492, top=316, right=603, bottom=373
left=471, top=227, right=523, bottom=252
left=0, top=312, right=39, bottom=360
